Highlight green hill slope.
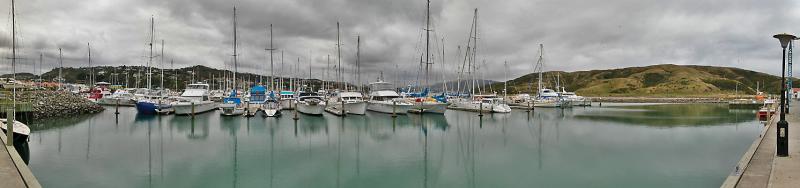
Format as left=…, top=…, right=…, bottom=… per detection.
left=497, top=64, right=796, bottom=97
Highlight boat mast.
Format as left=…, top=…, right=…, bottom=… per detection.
left=280, top=51, right=284, bottom=91
left=148, top=16, right=154, bottom=90
left=172, top=59, right=177, bottom=90
left=336, top=22, right=342, bottom=91
left=356, top=35, right=361, bottom=92
left=160, top=40, right=165, bottom=89
left=88, top=43, right=92, bottom=85
left=268, top=24, right=275, bottom=91
left=504, top=60, right=508, bottom=98
left=424, top=0, right=431, bottom=91
left=325, top=54, right=330, bottom=91
left=537, top=44, right=545, bottom=92
left=39, top=53, right=43, bottom=81
left=232, top=7, right=238, bottom=92
left=441, top=38, right=446, bottom=94
left=11, top=0, right=16, bottom=111
left=59, top=48, right=64, bottom=85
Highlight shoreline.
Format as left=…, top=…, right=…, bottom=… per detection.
left=586, top=97, right=727, bottom=103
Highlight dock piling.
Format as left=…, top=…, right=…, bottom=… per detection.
left=392, top=101, right=397, bottom=118
left=479, top=102, right=484, bottom=117
left=5, top=107, right=13, bottom=146
left=191, top=102, right=195, bottom=118
left=115, top=100, right=120, bottom=114
left=293, top=101, right=299, bottom=120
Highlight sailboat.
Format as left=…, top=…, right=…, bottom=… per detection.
left=446, top=9, right=510, bottom=113
left=261, top=24, right=282, bottom=117
left=219, top=7, right=245, bottom=116
left=406, top=0, right=448, bottom=114
left=530, top=44, right=571, bottom=108
left=135, top=17, right=175, bottom=115
left=326, top=30, right=367, bottom=115
left=0, top=0, right=30, bottom=164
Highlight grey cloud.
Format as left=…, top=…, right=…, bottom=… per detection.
left=0, top=0, right=797, bottom=84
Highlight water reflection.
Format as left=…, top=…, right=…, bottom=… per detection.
left=25, top=104, right=764, bottom=188
left=574, top=104, right=757, bottom=126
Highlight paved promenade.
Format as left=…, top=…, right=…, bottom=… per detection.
left=0, top=132, right=40, bottom=188
left=723, top=102, right=800, bottom=188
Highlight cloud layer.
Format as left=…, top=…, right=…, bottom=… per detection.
left=0, top=0, right=798, bottom=85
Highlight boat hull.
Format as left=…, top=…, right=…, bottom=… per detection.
left=136, top=101, right=172, bottom=115
left=367, top=101, right=412, bottom=114
left=280, top=99, right=294, bottom=110
left=97, top=98, right=135, bottom=106
left=297, top=103, right=325, bottom=115
left=492, top=103, right=512, bottom=113
left=447, top=100, right=492, bottom=112
left=173, top=101, right=217, bottom=115
left=409, top=101, right=448, bottom=114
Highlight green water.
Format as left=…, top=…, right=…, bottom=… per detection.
left=26, top=103, right=762, bottom=188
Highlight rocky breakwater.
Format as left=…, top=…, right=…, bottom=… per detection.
left=15, top=91, right=104, bottom=118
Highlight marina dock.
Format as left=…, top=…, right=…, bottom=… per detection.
left=722, top=103, right=800, bottom=188
left=1, top=132, right=40, bottom=188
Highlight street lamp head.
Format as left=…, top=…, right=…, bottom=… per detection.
left=774, top=33, right=797, bottom=48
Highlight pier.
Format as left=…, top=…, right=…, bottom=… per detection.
left=1, top=131, right=40, bottom=188
left=722, top=103, right=800, bottom=188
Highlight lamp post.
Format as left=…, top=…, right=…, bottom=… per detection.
left=774, top=33, right=796, bottom=157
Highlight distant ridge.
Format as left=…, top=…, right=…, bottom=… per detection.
left=495, top=64, right=798, bottom=97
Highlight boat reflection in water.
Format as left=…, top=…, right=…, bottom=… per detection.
left=25, top=103, right=763, bottom=188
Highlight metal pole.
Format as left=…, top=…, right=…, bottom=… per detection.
left=778, top=46, right=790, bottom=156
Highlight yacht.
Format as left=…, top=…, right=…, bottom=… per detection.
left=135, top=89, right=174, bottom=115
left=296, top=89, right=326, bottom=115
left=483, top=95, right=512, bottom=113
left=262, top=91, right=282, bottom=117
left=279, top=91, right=295, bottom=110
left=246, top=85, right=267, bottom=117
left=173, top=83, right=217, bottom=115
left=87, top=82, right=112, bottom=101
left=534, top=88, right=567, bottom=108
left=448, top=95, right=493, bottom=113
left=403, top=88, right=448, bottom=114
left=367, top=80, right=412, bottom=114
left=559, top=90, right=590, bottom=106
left=326, top=91, right=367, bottom=115
left=219, top=90, right=245, bottom=116
left=97, top=89, right=136, bottom=106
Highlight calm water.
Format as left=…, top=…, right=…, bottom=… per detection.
left=26, top=103, right=762, bottom=188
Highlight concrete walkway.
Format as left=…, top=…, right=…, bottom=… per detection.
left=724, top=102, right=800, bottom=188
left=0, top=133, right=40, bottom=188
left=0, top=141, right=26, bottom=188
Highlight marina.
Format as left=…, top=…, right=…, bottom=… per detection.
left=2, top=0, right=800, bottom=187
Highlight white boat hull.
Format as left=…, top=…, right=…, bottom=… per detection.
left=96, top=98, right=135, bottom=106
left=174, top=101, right=217, bottom=115
left=448, top=100, right=492, bottom=112
left=297, top=103, right=325, bottom=115
left=280, top=99, right=294, bottom=110
left=409, top=101, right=448, bottom=114
left=492, top=103, right=512, bottom=113
left=367, top=101, right=412, bottom=114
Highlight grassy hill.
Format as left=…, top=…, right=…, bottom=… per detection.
left=34, top=65, right=343, bottom=90
left=495, top=64, right=797, bottom=97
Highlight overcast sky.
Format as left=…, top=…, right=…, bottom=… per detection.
left=0, top=0, right=798, bottom=84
